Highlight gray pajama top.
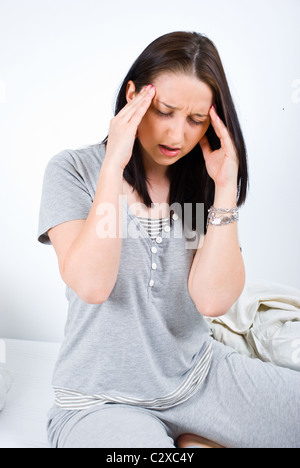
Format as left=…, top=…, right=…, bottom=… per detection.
left=37, top=143, right=212, bottom=409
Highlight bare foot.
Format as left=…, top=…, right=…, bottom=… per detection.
left=177, top=433, right=225, bottom=449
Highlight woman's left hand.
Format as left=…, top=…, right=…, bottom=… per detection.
left=199, top=106, right=239, bottom=190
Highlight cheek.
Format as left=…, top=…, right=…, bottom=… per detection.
left=137, top=115, right=161, bottom=144
left=198, top=120, right=211, bottom=137
left=187, top=124, right=209, bottom=148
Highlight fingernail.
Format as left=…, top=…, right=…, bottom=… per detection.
left=210, top=104, right=219, bottom=119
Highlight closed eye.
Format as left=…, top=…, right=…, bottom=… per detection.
left=188, top=117, right=204, bottom=126
left=156, top=109, right=204, bottom=126
left=156, top=109, right=172, bottom=118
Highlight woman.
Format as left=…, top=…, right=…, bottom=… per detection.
left=38, top=31, right=300, bottom=448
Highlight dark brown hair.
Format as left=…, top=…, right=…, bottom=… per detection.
left=104, top=31, right=248, bottom=232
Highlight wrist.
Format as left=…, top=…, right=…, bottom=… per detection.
left=214, top=184, right=238, bottom=209
left=101, top=158, right=125, bottom=178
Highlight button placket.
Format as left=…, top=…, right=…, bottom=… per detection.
left=148, top=213, right=179, bottom=291
left=149, top=237, right=160, bottom=289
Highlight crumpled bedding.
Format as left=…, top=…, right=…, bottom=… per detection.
left=205, top=281, right=300, bottom=371
left=0, top=368, right=11, bottom=411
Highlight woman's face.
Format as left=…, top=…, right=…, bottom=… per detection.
left=127, top=72, right=214, bottom=170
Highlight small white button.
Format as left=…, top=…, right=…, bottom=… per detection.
left=164, top=225, right=171, bottom=232
left=172, top=213, right=179, bottom=221
left=156, top=236, right=162, bottom=244
left=152, top=263, right=157, bottom=270
left=151, top=246, right=158, bottom=254
left=149, top=280, right=155, bottom=287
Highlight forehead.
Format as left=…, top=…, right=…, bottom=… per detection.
left=152, top=72, right=213, bottom=113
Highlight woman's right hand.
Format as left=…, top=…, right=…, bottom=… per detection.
left=105, top=85, right=156, bottom=171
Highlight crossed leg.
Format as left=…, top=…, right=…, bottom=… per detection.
left=49, top=404, right=175, bottom=448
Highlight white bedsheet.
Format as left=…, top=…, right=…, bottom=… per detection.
left=205, top=281, right=300, bottom=370
left=0, top=339, right=60, bottom=448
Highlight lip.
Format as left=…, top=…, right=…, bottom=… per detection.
left=159, top=145, right=181, bottom=158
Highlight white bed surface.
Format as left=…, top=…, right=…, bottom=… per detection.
left=0, top=339, right=60, bottom=448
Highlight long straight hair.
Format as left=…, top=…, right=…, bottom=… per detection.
left=103, top=31, right=248, bottom=232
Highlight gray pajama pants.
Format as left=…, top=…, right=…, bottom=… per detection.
left=47, top=340, right=300, bottom=448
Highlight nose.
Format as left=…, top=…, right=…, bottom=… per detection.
left=166, top=118, right=185, bottom=147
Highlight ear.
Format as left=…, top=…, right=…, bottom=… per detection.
left=126, top=80, right=137, bottom=103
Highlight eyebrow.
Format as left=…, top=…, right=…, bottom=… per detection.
left=157, top=100, right=208, bottom=118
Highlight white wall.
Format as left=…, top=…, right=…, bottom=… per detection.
left=0, top=0, right=299, bottom=342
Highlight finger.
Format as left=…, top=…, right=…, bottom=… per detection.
left=116, top=90, right=147, bottom=119
left=118, top=85, right=155, bottom=120
left=128, top=86, right=156, bottom=126
left=199, top=134, right=212, bottom=160
left=209, top=106, right=235, bottom=151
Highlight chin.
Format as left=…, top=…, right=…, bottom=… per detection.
left=154, top=155, right=182, bottom=166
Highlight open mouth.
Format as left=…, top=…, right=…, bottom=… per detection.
left=159, top=145, right=181, bottom=157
